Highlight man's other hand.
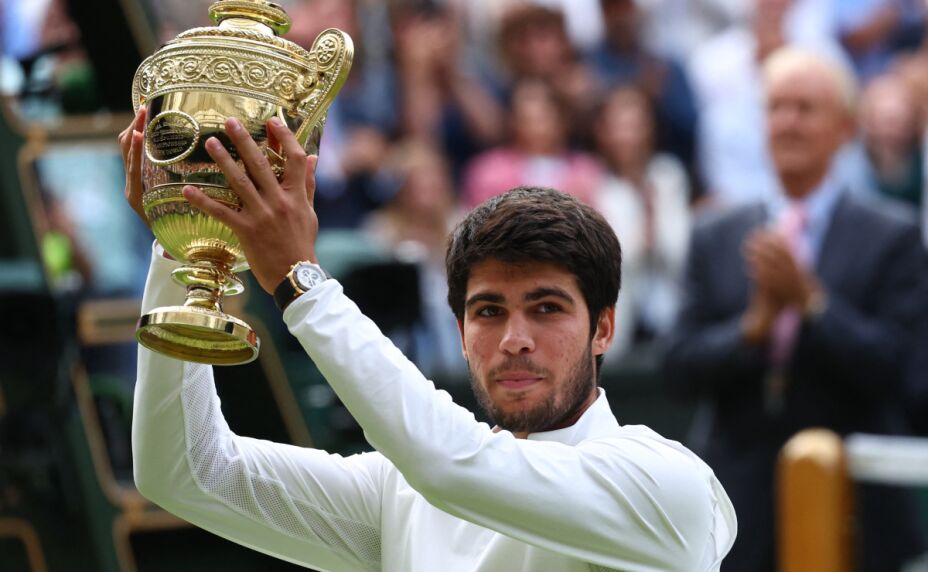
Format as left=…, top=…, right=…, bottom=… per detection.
left=118, top=106, right=148, bottom=226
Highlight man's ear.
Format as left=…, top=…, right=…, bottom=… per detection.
left=592, top=307, right=615, bottom=357
left=457, top=318, right=468, bottom=360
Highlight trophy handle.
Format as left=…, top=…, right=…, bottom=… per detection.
left=293, top=28, right=354, bottom=148
left=263, top=118, right=321, bottom=182
left=131, top=54, right=153, bottom=113
left=265, top=146, right=286, bottom=178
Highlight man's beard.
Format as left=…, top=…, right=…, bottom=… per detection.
left=468, top=345, right=596, bottom=434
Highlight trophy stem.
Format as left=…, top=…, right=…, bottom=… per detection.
left=135, top=261, right=258, bottom=365
left=172, top=261, right=245, bottom=307
left=185, top=286, right=223, bottom=313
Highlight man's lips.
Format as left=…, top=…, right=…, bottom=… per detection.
left=495, top=372, right=544, bottom=389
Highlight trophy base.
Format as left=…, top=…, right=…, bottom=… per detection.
left=137, top=305, right=260, bottom=366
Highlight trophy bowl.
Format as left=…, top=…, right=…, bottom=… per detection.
left=132, top=0, right=352, bottom=365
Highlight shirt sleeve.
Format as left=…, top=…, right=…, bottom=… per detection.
left=131, top=243, right=386, bottom=572
left=285, top=281, right=735, bottom=571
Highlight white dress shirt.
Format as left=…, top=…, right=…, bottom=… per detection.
left=132, top=244, right=737, bottom=572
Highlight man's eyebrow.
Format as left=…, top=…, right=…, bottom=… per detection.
left=465, top=292, right=505, bottom=309
left=525, top=287, right=574, bottom=304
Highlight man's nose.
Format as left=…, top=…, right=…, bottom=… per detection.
left=499, top=315, right=535, bottom=355
left=771, top=105, right=800, bottom=132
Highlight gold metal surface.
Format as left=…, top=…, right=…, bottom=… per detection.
left=131, top=0, right=353, bottom=365
left=138, top=306, right=259, bottom=365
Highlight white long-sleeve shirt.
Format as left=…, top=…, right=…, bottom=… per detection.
left=132, top=245, right=736, bottom=571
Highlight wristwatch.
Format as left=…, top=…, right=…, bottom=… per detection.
left=273, top=261, right=329, bottom=312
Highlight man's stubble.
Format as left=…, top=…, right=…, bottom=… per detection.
left=468, top=344, right=596, bottom=434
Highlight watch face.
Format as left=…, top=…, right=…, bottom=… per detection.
left=294, top=264, right=324, bottom=291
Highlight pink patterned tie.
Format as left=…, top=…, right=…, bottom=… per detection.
left=766, top=203, right=809, bottom=411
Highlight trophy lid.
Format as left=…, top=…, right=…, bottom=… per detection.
left=208, top=0, right=291, bottom=36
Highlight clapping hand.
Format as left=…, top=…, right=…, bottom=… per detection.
left=741, top=229, right=820, bottom=343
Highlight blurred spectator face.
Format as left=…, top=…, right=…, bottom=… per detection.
left=595, top=88, right=654, bottom=171
left=600, top=0, right=639, bottom=50
left=499, top=6, right=571, bottom=78
left=41, top=0, right=81, bottom=51
left=766, top=59, right=854, bottom=189
left=754, top=0, right=792, bottom=25
left=894, top=55, right=928, bottom=130
left=860, top=76, right=920, bottom=155
left=510, top=81, right=568, bottom=154
left=395, top=146, right=454, bottom=220
left=287, top=0, right=359, bottom=50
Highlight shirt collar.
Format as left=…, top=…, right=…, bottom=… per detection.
left=768, top=169, right=843, bottom=228
left=767, top=168, right=844, bottom=260
left=525, top=388, right=619, bottom=446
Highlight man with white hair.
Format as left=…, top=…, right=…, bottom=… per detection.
left=666, top=47, right=928, bottom=571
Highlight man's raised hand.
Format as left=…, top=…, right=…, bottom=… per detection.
left=182, top=116, right=320, bottom=295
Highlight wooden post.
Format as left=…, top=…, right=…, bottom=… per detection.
left=777, top=428, right=852, bottom=572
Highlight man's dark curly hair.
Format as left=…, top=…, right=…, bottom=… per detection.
left=446, top=187, right=622, bottom=368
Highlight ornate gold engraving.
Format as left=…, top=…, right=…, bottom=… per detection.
left=146, top=110, right=201, bottom=165
left=142, top=184, right=240, bottom=211
left=131, top=28, right=352, bottom=126
left=134, top=49, right=308, bottom=109
left=176, top=27, right=311, bottom=60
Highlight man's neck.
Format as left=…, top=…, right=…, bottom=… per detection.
left=511, top=386, right=599, bottom=439
left=780, top=169, right=829, bottom=201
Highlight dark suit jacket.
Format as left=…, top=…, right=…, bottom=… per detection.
left=664, top=192, right=928, bottom=572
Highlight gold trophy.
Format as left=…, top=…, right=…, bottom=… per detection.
left=132, top=0, right=352, bottom=365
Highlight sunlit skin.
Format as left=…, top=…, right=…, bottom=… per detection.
left=458, top=259, right=614, bottom=439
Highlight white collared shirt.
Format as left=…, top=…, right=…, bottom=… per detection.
left=133, top=244, right=736, bottom=572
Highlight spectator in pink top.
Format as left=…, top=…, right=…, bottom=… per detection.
left=461, top=80, right=604, bottom=209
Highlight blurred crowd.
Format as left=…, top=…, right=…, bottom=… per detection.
left=2, top=0, right=926, bottom=372
left=277, top=0, right=928, bottom=379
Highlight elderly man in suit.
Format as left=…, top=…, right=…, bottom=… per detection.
left=665, top=47, right=928, bottom=571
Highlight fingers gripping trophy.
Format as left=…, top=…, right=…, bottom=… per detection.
left=130, top=0, right=352, bottom=365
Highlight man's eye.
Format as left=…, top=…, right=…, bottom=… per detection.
left=476, top=306, right=502, bottom=317
left=538, top=303, right=562, bottom=314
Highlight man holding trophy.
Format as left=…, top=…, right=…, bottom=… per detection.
left=125, top=1, right=735, bottom=570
